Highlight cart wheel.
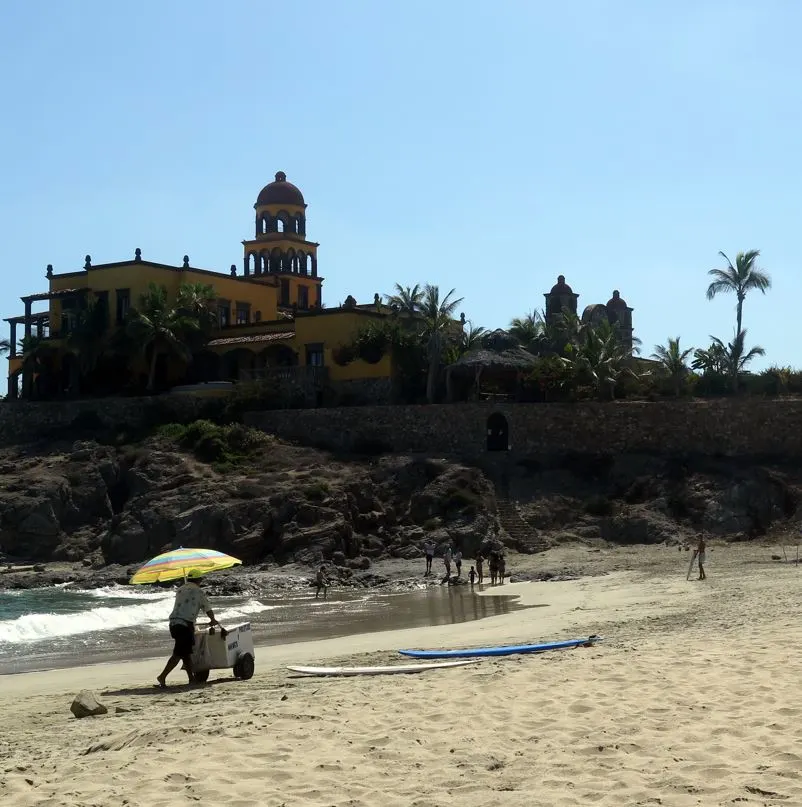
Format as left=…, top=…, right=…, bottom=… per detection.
left=232, top=661, right=243, bottom=679
left=238, top=653, right=255, bottom=681
left=193, top=669, right=210, bottom=684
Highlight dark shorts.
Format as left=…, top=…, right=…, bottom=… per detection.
left=170, top=622, right=194, bottom=658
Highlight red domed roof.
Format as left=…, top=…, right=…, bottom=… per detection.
left=255, top=172, right=305, bottom=207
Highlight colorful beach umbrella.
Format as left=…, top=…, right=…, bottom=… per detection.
left=129, top=547, right=242, bottom=585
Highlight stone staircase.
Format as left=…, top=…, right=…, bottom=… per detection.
left=495, top=498, right=550, bottom=554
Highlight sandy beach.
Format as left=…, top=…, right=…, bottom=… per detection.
left=3, top=542, right=802, bottom=807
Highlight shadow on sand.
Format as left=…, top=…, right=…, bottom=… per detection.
left=102, top=676, right=241, bottom=697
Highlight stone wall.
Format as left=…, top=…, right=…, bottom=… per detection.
left=4, top=396, right=802, bottom=459
left=0, top=395, right=221, bottom=445
left=245, top=399, right=802, bottom=459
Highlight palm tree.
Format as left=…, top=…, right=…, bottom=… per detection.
left=176, top=282, right=218, bottom=336
left=509, top=311, right=544, bottom=351
left=18, top=334, right=57, bottom=399
left=67, top=299, right=109, bottom=393
left=126, top=283, right=199, bottom=392
left=384, top=283, right=423, bottom=315
left=561, top=320, right=640, bottom=400
left=708, top=329, right=765, bottom=393
left=459, top=322, right=487, bottom=354
left=706, top=250, right=771, bottom=336
left=691, top=341, right=728, bottom=376
left=651, top=337, right=693, bottom=397
left=418, top=284, right=463, bottom=403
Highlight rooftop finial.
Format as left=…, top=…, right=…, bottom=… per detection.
left=84, top=255, right=92, bottom=269
left=46, top=264, right=53, bottom=278
left=135, top=248, right=142, bottom=262
left=182, top=255, right=190, bottom=268
left=275, top=171, right=286, bottom=182
left=230, top=264, right=237, bottom=276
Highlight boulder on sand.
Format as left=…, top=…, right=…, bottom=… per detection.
left=70, top=690, right=108, bottom=718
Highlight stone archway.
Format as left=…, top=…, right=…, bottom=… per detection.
left=486, top=412, right=509, bottom=452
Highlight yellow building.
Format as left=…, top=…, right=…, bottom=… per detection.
left=5, top=173, right=394, bottom=402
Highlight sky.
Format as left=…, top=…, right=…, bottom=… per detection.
left=1, top=0, right=800, bottom=378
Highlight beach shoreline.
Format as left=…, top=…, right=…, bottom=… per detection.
left=4, top=541, right=802, bottom=806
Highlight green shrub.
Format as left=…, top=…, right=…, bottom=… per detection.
left=155, top=419, right=267, bottom=467
left=304, top=482, right=330, bottom=502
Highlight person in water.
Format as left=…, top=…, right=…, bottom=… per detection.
left=475, top=552, right=484, bottom=585
left=498, top=554, right=506, bottom=585
left=469, top=566, right=476, bottom=586
left=157, top=570, right=220, bottom=688
left=697, top=537, right=707, bottom=580
left=454, top=548, right=463, bottom=578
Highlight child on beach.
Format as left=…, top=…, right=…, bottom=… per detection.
left=315, top=566, right=329, bottom=599
left=476, top=553, right=484, bottom=584
left=469, top=566, right=476, bottom=586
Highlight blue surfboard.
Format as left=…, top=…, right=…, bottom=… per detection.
left=398, top=635, right=601, bottom=659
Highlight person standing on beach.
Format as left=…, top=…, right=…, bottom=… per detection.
left=443, top=544, right=452, bottom=581
left=488, top=552, right=498, bottom=585
left=476, top=552, right=484, bottom=584
left=157, top=571, right=220, bottom=688
left=423, top=540, right=435, bottom=576
left=498, top=554, right=506, bottom=585
left=697, top=537, right=707, bottom=580
left=315, top=566, right=329, bottom=599
left=469, top=566, right=476, bottom=586
left=454, top=548, right=463, bottom=578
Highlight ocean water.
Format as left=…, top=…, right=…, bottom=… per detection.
left=0, top=582, right=525, bottom=675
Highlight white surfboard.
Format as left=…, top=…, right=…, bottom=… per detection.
left=287, top=659, right=480, bottom=677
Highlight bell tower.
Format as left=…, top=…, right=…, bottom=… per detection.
left=241, top=172, right=323, bottom=310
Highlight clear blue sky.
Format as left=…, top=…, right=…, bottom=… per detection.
left=1, top=0, right=800, bottom=377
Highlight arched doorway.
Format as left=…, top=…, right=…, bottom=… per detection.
left=486, top=412, right=509, bottom=452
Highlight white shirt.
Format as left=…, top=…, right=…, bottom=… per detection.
left=454, top=551, right=463, bottom=563
left=169, top=582, right=212, bottom=626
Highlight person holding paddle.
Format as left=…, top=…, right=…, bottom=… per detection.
left=697, top=537, right=707, bottom=580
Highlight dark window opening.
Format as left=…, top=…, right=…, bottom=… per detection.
left=116, top=289, right=130, bottom=325
left=280, top=279, right=290, bottom=306
left=306, top=343, right=324, bottom=367
left=218, top=301, right=231, bottom=328
left=298, top=285, right=309, bottom=310
left=235, top=303, right=250, bottom=325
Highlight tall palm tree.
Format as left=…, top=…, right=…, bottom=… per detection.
left=651, top=337, right=694, bottom=397
left=706, top=250, right=771, bottom=336
left=384, top=283, right=423, bottom=315
left=708, top=329, right=765, bottom=393
left=418, top=284, right=464, bottom=404
left=126, top=283, right=199, bottom=392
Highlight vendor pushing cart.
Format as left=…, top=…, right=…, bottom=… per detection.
left=129, top=547, right=255, bottom=688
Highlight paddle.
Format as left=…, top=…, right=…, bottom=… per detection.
left=686, top=550, right=698, bottom=581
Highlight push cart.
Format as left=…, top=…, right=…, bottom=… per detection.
left=189, top=622, right=255, bottom=683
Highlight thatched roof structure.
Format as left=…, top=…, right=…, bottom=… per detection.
left=448, top=345, right=538, bottom=376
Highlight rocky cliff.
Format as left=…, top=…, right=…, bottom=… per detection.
left=1, top=426, right=800, bottom=579
left=0, top=431, right=501, bottom=571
